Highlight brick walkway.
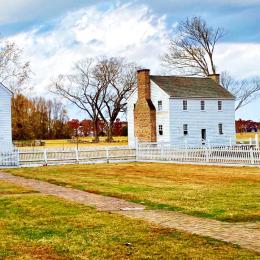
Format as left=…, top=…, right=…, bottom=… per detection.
left=0, top=172, right=259, bottom=254
left=0, top=172, right=144, bottom=211
left=118, top=210, right=260, bottom=253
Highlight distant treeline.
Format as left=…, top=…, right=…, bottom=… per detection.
left=67, top=118, right=127, bottom=138
left=236, top=119, right=260, bottom=133
left=12, top=94, right=127, bottom=141
left=12, top=94, right=70, bottom=140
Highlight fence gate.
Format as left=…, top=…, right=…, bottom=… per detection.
left=0, top=150, right=19, bottom=167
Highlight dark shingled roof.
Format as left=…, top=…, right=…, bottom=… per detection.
left=150, top=76, right=235, bottom=99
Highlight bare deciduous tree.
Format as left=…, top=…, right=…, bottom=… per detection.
left=162, top=17, right=260, bottom=110
left=94, top=57, right=137, bottom=142
left=162, top=16, right=224, bottom=76
left=0, top=38, right=31, bottom=93
left=51, top=59, right=101, bottom=142
left=52, top=57, right=137, bottom=142
left=221, top=72, right=260, bottom=111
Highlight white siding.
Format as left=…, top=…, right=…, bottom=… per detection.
left=150, top=81, right=170, bottom=143
left=0, top=85, right=12, bottom=151
left=127, top=80, right=235, bottom=148
left=127, top=82, right=171, bottom=147
left=169, top=98, right=236, bottom=146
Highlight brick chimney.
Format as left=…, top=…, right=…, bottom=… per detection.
left=208, top=74, right=220, bottom=84
left=137, top=69, right=151, bottom=99
left=134, top=69, right=157, bottom=143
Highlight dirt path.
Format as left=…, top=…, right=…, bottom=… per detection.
left=0, top=171, right=259, bottom=254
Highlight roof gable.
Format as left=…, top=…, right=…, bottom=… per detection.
left=150, top=76, right=235, bottom=99
left=0, top=83, right=13, bottom=96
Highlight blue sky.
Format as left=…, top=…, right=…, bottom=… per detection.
left=1, top=0, right=260, bottom=120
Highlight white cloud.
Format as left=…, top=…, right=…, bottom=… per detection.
left=7, top=2, right=260, bottom=119
left=9, top=3, right=170, bottom=94
left=216, top=43, right=260, bottom=79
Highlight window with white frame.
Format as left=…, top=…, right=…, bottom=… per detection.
left=218, top=123, right=223, bottom=135
left=218, top=100, right=222, bottom=111
left=183, top=124, right=188, bottom=136
left=158, top=100, right=162, bottom=111
left=201, top=100, right=205, bottom=111
left=159, top=125, right=163, bottom=135
left=183, top=100, right=188, bottom=111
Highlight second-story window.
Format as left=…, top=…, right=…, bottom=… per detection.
left=158, top=100, right=162, bottom=111
left=201, top=100, right=205, bottom=111
left=159, top=125, right=163, bottom=135
left=183, top=100, right=188, bottom=111
left=218, top=100, right=222, bottom=111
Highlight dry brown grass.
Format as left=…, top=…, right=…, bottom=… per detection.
left=0, top=180, right=35, bottom=195
left=15, top=137, right=128, bottom=149
left=236, top=133, right=259, bottom=139
left=8, top=163, right=260, bottom=222
left=0, top=192, right=258, bottom=259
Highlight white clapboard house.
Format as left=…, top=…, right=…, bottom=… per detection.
left=127, top=69, right=236, bottom=147
left=0, top=83, right=13, bottom=151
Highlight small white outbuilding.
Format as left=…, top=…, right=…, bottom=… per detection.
left=127, top=69, right=236, bottom=147
left=0, top=83, right=13, bottom=151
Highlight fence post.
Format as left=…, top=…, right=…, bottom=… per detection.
left=255, top=134, right=259, bottom=149
left=43, top=149, right=48, bottom=165
left=75, top=148, right=79, bottom=164
left=135, top=141, right=139, bottom=161
left=184, top=141, right=188, bottom=159
left=161, top=144, right=164, bottom=160
left=250, top=148, right=255, bottom=165
left=229, top=137, right=232, bottom=147
left=16, top=149, right=20, bottom=166
left=205, top=147, right=209, bottom=163
left=106, top=147, right=109, bottom=163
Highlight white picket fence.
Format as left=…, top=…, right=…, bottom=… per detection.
left=17, top=147, right=136, bottom=166
left=1, top=143, right=260, bottom=168
left=0, top=150, right=19, bottom=167
left=137, top=144, right=260, bottom=166
left=140, top=134, right=259, bottom=150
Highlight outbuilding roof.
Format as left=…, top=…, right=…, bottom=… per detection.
left=150, top=75, right=235, bottom=99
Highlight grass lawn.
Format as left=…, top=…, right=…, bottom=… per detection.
left=15, top=136, right=128, bottom=149
left=236, top=133, right=259, bottom=139
left=236, top=133, right=260, bottom=145
left=13, top=133, right=260, bottom=149
left=14, top=133, right=260, bottom=149
left=0, top=185, right=258, bottom=259
left=7, top=163, right=260, bottom=222
left=0, top=180, right=35, bottom=195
